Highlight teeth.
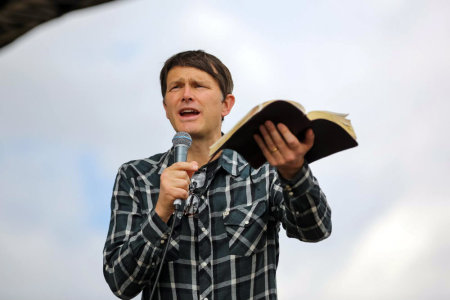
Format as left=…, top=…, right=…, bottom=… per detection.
left=180, top=109, right=198, bottom=115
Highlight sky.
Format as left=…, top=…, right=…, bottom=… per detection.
left=0, top=0, right=449, bottom=299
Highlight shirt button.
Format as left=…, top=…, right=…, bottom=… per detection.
left=223, top=209, right=230, bottom=216
left=288, top=191, right=294, bottom=197
left=201, top=227, right=207, bottom=233
left=201, top=262, right=207, bottom=268
left=244, top=220, right=249, bottom=225
left=160, top=240, right=165, bottom=244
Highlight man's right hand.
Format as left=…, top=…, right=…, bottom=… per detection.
left=155, top=161, right=199, bottom=223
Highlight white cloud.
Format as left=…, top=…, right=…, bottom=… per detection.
left=0, top=142, right=113, bottom=299
left=323, top=197, right=450, bottom=300
left=0, top=228, right=110, bottom=300
left=1, top=0, right=449, bottom=299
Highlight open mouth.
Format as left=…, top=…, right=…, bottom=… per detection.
left=179, top=109, right=200, bottom=117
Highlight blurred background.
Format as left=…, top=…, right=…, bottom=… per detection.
left=0, top=0, right=449, bottom=299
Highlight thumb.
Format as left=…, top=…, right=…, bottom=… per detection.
left=186, top=161, right=199, bottom=178
left=303, top=128, right=315, bottom=149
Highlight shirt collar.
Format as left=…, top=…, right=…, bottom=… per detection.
left=157, top=147, right=175, bottom=175
left=157, top=148, right=251, bottom=179
left=218, top=149, right=251, bottom=178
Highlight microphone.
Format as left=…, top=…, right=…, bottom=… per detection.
left=148, top=132, right=192, bottom=300
left=172, top=132, right=192, bottom=211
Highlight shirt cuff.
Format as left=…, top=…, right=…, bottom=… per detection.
left=278, top=162, right=315, bottom=197
left=141, top=209, right=171, bottom=246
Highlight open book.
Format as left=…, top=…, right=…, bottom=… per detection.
left=209, top=100, right=358, bottom=168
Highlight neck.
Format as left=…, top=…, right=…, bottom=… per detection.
left=187, top=132, right=221, bottom=167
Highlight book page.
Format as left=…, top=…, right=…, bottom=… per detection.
left=307, top=110, right=357, bottom=140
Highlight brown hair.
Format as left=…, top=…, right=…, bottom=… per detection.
left=160, top=50, right=234, bottom=99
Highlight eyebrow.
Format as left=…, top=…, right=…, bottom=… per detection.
left=168, top=78, right=210, bottom=87
left=190, top=79, right=209, bottom=86
left=168, top=79, right=184, bottom=87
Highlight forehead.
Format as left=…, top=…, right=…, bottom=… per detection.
left=166, top=66, right=217, bottom=83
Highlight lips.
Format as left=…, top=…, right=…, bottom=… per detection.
left=179, top=108, right=200, bottom=117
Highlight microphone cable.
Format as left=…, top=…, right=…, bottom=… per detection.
left=149, top=205, right=183, bottom=300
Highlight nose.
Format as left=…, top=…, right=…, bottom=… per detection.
left=182, top=85, right=193, bottom=102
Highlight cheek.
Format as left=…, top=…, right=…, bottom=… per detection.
left=163, top=101, right=168, bottom=118
left=163, top=100, right=177, bottom=120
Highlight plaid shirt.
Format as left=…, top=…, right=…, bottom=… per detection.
left=103, top=148, right=331, bottom=300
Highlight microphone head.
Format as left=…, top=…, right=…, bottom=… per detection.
left=172, top=132, right=192, bottom=148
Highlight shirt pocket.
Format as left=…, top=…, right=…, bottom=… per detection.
left=223, top=199, right=268, bottom=256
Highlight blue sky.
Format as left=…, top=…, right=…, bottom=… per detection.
left=1, top=0, right=449, bottom=299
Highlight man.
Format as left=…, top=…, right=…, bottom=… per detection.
left=103, top=50, right=331, bottom=300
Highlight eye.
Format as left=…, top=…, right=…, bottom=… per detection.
left=194, top=83, right=206, bottom=88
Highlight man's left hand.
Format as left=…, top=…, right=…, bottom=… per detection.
left=253, top=121, right=314, bottom=180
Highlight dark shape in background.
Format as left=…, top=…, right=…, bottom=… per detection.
left=0, top=0, right=115, bottom=48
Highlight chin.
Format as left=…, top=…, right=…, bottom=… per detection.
left=185, top=130, right=203, bottom=139
left=175, top=125, right=200, bottom=136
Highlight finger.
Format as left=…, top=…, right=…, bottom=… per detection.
left=276, top=123, right=301, bottom=149
left=167, top=169, right=191, bottom=181
left=170, top=187, right=190, bottom=201
left=171, top=161, right=199, bottom=170
left=253, top=133, right=277, bottom=165
left=259, top=123, right=282, bottom=156
left=303, top=128, right=315, bottom=149
left=186, top=169, right=196, bottom=179
left=258, top=125, right=285, bottom=163
left=168, top=162, right=198, bottom=180
left=253, top=133, right=270, bottom=157
left=161, top=169, right=191, bottom=192
left=185, top=161, right=199, bottom=178
left=171, top=177, right=190, bottom=190
left=263, top=121, right=289, bottom=156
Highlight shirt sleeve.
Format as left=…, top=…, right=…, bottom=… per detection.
left=269, top=163, right=332, bottom=242
left=103, top=165, right=179, bottom=299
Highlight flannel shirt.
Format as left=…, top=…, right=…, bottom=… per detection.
left=103, top=148, right=331, bottom=300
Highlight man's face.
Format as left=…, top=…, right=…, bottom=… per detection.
left=163, top=66, right=234, bottom=141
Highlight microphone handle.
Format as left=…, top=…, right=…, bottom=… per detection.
left=173, top=144, right=189, bottom=209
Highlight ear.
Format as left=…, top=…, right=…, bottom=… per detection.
left=221, top=94, right=235, bottom=118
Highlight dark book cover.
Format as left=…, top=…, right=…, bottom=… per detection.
left=210, top=100, right=358, bottom=168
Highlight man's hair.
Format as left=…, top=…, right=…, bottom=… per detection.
left=160, top=50, right=234, bottom=99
